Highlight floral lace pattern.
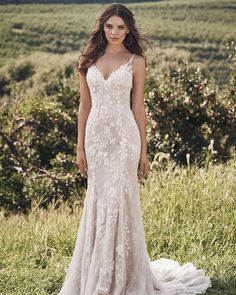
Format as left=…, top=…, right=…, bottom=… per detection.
left=58, top=53, right=212, bottom=295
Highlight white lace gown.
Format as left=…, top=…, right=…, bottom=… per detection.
left=58, top=54, right=212, bottom=295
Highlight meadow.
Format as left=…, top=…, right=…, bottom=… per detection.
left=0, top=156, right=236, bottom=294
left=0, top=0, right=236, bottom=92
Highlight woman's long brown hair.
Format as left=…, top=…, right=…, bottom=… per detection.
left=77, top=3, right=152, bottom=75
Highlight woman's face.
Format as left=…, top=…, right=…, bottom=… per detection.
left=103, top=15, right=129, bottom=45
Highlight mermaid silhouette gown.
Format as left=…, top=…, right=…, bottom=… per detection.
left=58, top=53, right=212, bottom=295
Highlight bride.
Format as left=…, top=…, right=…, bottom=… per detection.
left=59, top=3, right=212, bottom=295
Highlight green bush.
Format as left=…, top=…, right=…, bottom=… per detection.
left=0, top=73, right=85, bottom=213
left=0, top=71, right=10, bottom=96
left=145, top=58, right=236, bottom=165
left=9, top=61, right=35, bottom=82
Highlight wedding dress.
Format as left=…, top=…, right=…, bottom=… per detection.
left=58, top=53, right=212, bottom=295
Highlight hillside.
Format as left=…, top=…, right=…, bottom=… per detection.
left=0, top=0, right=235, bottom=93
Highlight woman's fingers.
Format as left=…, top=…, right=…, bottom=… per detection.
left=80, top=159, right=88, bottom=177
left=76, top=153, right=88, bottom=177
left=81, top=160, right=88, bottom=177
left=138, top=162, right=149, bottom=180
left=79, top=164, right=86, bottom=177
left=138, top=164, right=144, bottom=180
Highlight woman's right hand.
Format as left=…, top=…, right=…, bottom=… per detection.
left=76, top=147, right=88, bottom=177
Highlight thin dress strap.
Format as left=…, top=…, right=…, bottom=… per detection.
left=129, top=53, right=135, bottom=64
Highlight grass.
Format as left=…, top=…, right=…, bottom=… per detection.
left=0, top=157, right=235, bottom=294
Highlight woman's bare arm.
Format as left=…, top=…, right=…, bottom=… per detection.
left=131, top=55, right=147, bottom=155
left=77, top=61, right=92, bottom=150
left=131, top=55, right=149, bottom=179
left=76, top=58, right=92, bottom=177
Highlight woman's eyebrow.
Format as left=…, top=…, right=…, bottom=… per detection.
left=105, top=22, right=126, bottom=26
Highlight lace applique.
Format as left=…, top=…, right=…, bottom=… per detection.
left=58, top=51, right=212, bottom=295
left=97, top=258, right=115, bottom=294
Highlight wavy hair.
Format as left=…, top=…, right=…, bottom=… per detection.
left=77, top=3, right=152, bottom=74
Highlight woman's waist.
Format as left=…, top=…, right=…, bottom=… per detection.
left=87, top=107, right=137, bottom=126
left=89, top=105, right=133, bottom=117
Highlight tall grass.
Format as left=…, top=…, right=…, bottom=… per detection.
left=0, top=157, right=235, bottom=294
left=0, top=198, right=84, bottom=294
left=142, top=156, right=236, bottom=293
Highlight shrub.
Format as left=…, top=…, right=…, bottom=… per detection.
left=145, top=59, right=236, bottom=165
left=0, top=73, right=85, bottom=213
left=9, top=61, right=35, bottom=82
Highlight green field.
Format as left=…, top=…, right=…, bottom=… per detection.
left=0, top=0, right=236, bottom=92
left=1, top=157, right=236, bottom=294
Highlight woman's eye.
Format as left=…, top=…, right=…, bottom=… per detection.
left=105, top=24, right=125, bottom=30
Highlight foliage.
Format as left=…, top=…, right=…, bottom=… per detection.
left=0, top=73, right=86, bottom=213
left=145, top=54, right=236, bottom=164
left=227, top=41, right=236, bottom=94
left=9, top=60, right=35, bottom=82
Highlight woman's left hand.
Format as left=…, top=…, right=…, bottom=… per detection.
left=138, top=153, right=150, bottom=180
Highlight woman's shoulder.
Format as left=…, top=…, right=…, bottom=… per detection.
left=132, top=54, right=146, bottom=70
left=133, top=53, right=145, bottom=62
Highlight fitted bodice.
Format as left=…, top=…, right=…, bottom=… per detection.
left=84, top=53, right=140, bottom=176
left=86, top=54, right=135, bottom=110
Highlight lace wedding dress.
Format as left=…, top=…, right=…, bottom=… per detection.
left=58, top=53, right=212, bottom=295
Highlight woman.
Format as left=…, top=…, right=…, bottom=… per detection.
left=59, top=3, right=211, bottom=295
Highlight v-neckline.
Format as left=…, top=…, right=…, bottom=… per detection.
left=92, top=54, right=135, bottom=82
